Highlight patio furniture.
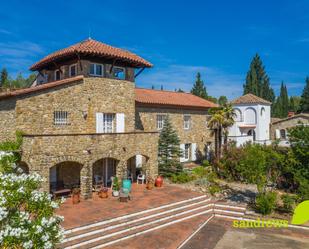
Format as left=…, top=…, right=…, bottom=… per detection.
left=53, top=188, right=71, bottom=199
left=137, top=174, right=145, bottom=184
left=93, top=175, right=104, bottom=192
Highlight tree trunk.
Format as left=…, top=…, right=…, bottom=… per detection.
left=218, top=126, right=222, bottom=158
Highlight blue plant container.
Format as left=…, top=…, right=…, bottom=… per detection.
left=122, top=179, right=132, bottom=192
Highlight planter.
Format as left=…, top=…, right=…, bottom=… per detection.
left=72, top=193, right=80, bottom=204
left=98, top=188, right=109, bottom=198
left=155, top=176, right=163, bottom=187
left=112, top=190, right=119, bottom=197
left=146, top=183, right=154, bottom=190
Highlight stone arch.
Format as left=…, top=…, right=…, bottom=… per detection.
left=233, top=108, right=242, bottom=122
left=244, top=107, right=257, bottom=124
left=51, top=155, right=84, bottom=168
left=18, top=161, right=29, bottom=174
left=92, top=157, right=119, bottom=187
left=49, top=161, right=83, bottom=192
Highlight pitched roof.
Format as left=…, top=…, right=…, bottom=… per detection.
left=271, top=113, right=309, bottom=125
left=135, top=88, right=218, bottom=109
left=30, top=39, right=152, bottom=71
left=231, top=93, right=271, bottom=105
left=0, top=76, right=84, bottom=100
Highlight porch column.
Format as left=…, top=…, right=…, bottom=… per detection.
left=29, top=158, right=50, bottom=193
left=116, top=160, right=127, bottom=182
left=145, top=157, right=158, bottom=179
left=80, top=162, right=92, bottom=199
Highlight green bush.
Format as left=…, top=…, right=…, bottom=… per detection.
left=255, top=192, right=277, bottom=215
left=170, top=172, right=193, bottom=183
left=281, top=194, right=296, bottom=213
left=192, top=166, right=208, bottom=178
left=208, top=184, right=221, bottom=196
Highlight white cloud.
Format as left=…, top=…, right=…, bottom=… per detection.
left=0, top=28, right=12, bottom=35
left=136, top=64, right=244, bottom=99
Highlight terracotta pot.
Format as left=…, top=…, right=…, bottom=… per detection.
left=72, top=193, right=80, bottom=204
left=146, top=183, right=154, bottom=190
left=98, top=191, right=108, bottom=198
left=155, top=176, right=163, bottom=187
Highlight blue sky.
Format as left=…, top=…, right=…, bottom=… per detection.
left=0, top=0, right=309, bottom=99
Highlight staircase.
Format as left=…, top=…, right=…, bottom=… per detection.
left=59, top=196, right=246, bottom=249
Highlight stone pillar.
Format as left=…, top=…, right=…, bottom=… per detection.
left=80, top=163, right=92, bottom=199
left=145, top=158, right=158, bottom=180
left=116, top=160, right=127, bottom=182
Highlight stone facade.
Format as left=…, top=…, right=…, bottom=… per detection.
left=136, top=106, right=214, bottom=162
left=0, top=97, right=16, bottom=141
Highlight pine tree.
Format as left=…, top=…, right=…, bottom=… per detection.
left=243, top=54, right=275, bottom=103
left=300, top=77, right=309, bottom=113
left=158, top=116, right=183, bottom=176
left=0, top=68, right=9, bottom=87
left=191, top=72, right=208, bottom=99
left=289, top=96, right=301, bottom=113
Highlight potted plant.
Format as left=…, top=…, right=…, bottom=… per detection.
left=72, top=188, right=80, bottom=204
left=98, top=187, right=109, bottom=198
left=146, top=176, right=154, bottom=190
left=112, top=177, right=120, bottom=197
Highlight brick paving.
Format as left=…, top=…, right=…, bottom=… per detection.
left=57, top=183, right=203, bottom=229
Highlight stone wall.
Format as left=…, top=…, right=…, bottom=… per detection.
left=0, top=97, right=16, bottom=142
left=21, top=132, right=158, bottom=198
left=136, top=106, right=214, bottom=161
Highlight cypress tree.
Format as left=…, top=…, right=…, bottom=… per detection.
left=273, top=82, right=289, bottom=118
left=300, top=77, right=309, bottom=113
left=191, top=72, right=208, bottom=99
left=158, top=116, right=183, bottom=176
left=243, top=54, right=275, bottom=103
left=0, top=68, right=9, bottom=87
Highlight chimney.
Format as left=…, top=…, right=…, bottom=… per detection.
left=288, top=111, right=295, bottom=117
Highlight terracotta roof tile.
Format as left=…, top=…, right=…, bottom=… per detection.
left=0, top=76, right=84, bottom=100
left=30, top=39, right=152, bottom=71
left=135, top=88, right=218, bottom=109
left=231, top=93, right=271, bottom=105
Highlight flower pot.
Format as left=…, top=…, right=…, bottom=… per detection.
left=146, top=183, right=154, bottom=190
left=155, top=176, right=163, bottom=187
left=98, top=191, right=108, bottom=198
left=72, top=193, right=80, bottom=204
left=112, top=190, right=119, bottom=197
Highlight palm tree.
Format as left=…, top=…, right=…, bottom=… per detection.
left=208, top=104, right=236, bottom=158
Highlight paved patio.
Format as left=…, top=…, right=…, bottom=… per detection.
left=57, top=183, right=203, bottom=229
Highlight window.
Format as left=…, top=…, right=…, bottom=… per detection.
left=280, top=129, right=286, bottom=139
left=89, top=63, right=103, bottom=76
left=54, top=111, right=69, bottom=125
left=112, top=67, right=125, bottom=80
left=234, top=108, right=242, bottom=122
left=184, top=144, right=191, bottom=160
left=157, top=115, right=166, bottom=130
left=184, top=115, right=191, bottom=130
left=69, top=64, right=77, bottom=77
left=54, top=70, right=61, bottom=81
left=103, top=114, right=114, bottom=133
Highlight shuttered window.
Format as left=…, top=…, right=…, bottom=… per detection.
left=103, top=114, right=114, bottom=133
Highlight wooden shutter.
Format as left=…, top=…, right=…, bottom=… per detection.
left=116, top=113, right=125, bottom=133
left=275, top=129, right=280, bottom=139
left=191, top=143, right=197, bottom=161
left=96, top=113, right=104, bottom=133
left=180, top=144, right=186, bottom=162
left=136, top=155, right=143, bottom=168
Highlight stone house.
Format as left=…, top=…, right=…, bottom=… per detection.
left=228, top=94, right=272, bottom=146
left=271, top=113, right=309, bottom=146
left=0, top=38, right=216, bottom=198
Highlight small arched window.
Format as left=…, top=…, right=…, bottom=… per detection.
left=280, top=129, right=286, bottom=139
left=260, top=107, right=265, bottom=118
left=244, top=108, right=257, bottom=124
left=248, top=129, right=256, bottom=141
left=234, top=108, right=242, bottom=122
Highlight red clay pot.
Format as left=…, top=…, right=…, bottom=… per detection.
left=72, top=193, right=80, bottom=204
left=155, top=175, right=163, bottom=187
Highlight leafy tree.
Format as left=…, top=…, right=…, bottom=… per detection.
left=0, top=135, right=64, bottom=248
left=300, top=77, right=309, bottom=113
left=221, top=104, right=236, bottom=148
left=243, top=54, right=275, bottom=103
left=158, top=116, right=183, bottom=176
left=218, top=96, right=228, bottom=106
left=191, top=72, right=208, bottom=99
left=288, top=125, right=309, bottom=200
left=0, top=68, right=9, bottom=87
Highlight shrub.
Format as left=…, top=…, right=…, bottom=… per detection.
left=255, top=192, right=277, bottom=215
left=208, top=184, right=221, bottom=196
left=192, top=166, right=208, bottom=178
left=281, top=194, right=296, bottom=213
left=170, top=172, right=193, bottom=183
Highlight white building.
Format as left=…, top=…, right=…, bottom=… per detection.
left=228, top=94, right=271, bottom=146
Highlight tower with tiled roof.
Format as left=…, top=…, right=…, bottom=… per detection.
left=228, top=93, right=271, bottom=146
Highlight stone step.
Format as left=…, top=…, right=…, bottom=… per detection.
left=61, top=199, right=213, bottom=248
left=64, top=195, right=209, bottom=236
left=64, top=196, right=212, bottom=240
